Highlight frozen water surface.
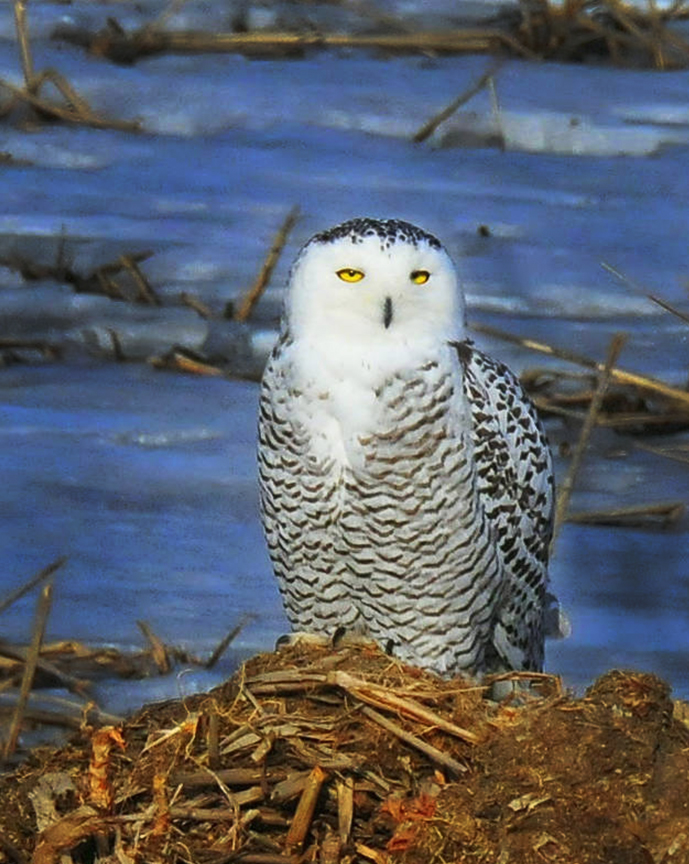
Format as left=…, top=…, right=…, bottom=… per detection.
left=1, top=0, right=689, bottom=716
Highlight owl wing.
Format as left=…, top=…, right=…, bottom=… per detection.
left=258, top=330, right=355, bottom=634
left=455, top=340, right=555, bottom=672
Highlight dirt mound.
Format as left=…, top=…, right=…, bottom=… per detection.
left=1, top=643, right=688, bottom=864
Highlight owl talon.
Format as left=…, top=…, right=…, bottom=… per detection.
left=276, top=630, right=382, bottom=655
left=331, top=625, right=348, bottom=647
left=275, top=632, right=331, bottom=651
left=330, top=630, right=381, bottom=651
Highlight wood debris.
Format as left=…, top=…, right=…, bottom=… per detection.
left=0, top=562, right=254, bottom=756
left=0, top=645, right=688, bottom=864
left=234, top=207, right=300, bottom=324
left=566, top=500, right=686, bottom=528
left=1, top=0, right=139, bottom=130
left=4, top=583, right=53, bottom=760
left=50, top=0, right=689, bottom=69
left=0, top=249, right=156, bottom=305
left=475, top=322, right=689, bottom=434
left=552, top=332, right=627, bottom=545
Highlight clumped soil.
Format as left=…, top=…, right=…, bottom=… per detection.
left=1, top=643, right=688, bottom=864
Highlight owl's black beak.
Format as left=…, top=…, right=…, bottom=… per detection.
left=383, top=296, right=393, bottom=329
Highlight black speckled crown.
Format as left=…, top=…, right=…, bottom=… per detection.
left=309, top=217, right=442, bottom=250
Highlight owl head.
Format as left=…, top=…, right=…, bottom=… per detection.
left=286, top=218, right=466, bottom=348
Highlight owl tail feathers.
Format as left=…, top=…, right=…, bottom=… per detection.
left=489, top=623, right=529, bottom=674
left=488, top=592, right=571, bottom=674
left=544, top=591, right=572, bottom=641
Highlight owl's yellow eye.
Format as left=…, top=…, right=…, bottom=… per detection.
left=411, top=270, right=430, bottom=285
left=336, top=268, right=365, bottom=283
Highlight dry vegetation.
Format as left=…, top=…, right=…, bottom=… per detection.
left=0, top=1, right=139, bottom=131
left=0, top=559, right=254, bottom=770
left=1, top=642, right=689, bottom=864
left=52, top=0, right=689, bottom=69
left=3, top=0, right=689, bottom=136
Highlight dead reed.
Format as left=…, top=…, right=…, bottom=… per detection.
left=0, top=0, right=140, bottom=131
left=52, top=0, right=689, bottom=69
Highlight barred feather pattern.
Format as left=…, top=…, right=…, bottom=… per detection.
left=458, top=342, right=554, bottom=672
left=258, top=329, right=553, bottom=676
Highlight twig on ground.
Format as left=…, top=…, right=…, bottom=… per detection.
left=338, top=775, right=354, bottom=844
left=0, top=689, right=121, bottom=724
left=181, top=292, right=214, bottom=319
left=207, top=710, right=220, bottom=769
left=527, top=397, right=689, bottom=431
left=205, top=615, right=254, bottom=670
left=567, top=501, right=685, bottom=527
left=136, top=621, right=171, bottom=674
left=76, top=27, right=521, bottom=62
left=0, top=557, right=66, bottom=617
left=0, top=72, right=141, bottom=132
left=50, top=0, right=689, bottom=67
left=5, top=0, right=140, bottom=130
left=119, top=255, right=160, bottom=305
left=355, top=843, right=389, bottom=864
left=0, top=643, right=89, bottom=696
left=412, top=59, right=503, bottom=143
left=328, top=670, right=479, bottom=744
left=171, top=766, right=287, bottom=790
left=285, top=765, right=327, bottom=850
left=360, top=705, right=467, bottom=777
left=234, top=206, right=300, bottom=323
left=552, top=333, right=627, bottom=546
left=149, top=347, right=225, bottom=376
left=0, top=704, right=96, bottom=731
left=4, top=582, right=53, bottom=760
left=472, top=322, right=689, bottom=408
left=13, top=0, right=33, bottom=90
left=225, top=855, right=297, bottom=864
left=602, top=262, right=689, bottom=325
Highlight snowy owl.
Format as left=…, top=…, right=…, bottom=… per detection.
left=258, top=217, right=554, bottom=676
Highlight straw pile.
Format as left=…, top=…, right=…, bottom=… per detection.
left=1, top=641, right=688, bottom=864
